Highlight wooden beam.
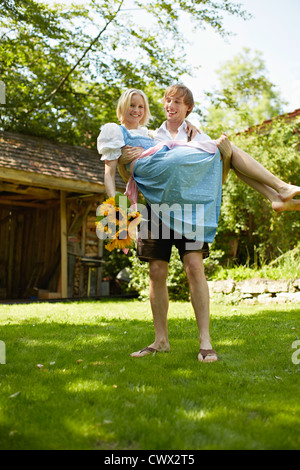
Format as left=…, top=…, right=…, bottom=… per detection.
left=0, top=198, right=57, bottom=209
left=0, top=181, right=59, bottom=199
left=0, top=167, right=107, bottom=194
left=60, top=191, right=68, bottom=298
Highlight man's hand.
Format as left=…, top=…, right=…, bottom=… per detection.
left=215, top=134, right=233, bottom=161
left=119, top=145, right=144, bottom=164
left=215, top=134, right=233, bottom=184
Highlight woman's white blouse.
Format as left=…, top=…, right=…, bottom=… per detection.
left=97, top=123, right=150, bottom=161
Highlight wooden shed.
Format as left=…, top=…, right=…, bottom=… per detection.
left=0, top=131, right=125, bottom=301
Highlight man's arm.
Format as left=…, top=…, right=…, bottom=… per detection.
left=119, top=146, right=144, bottom=165
left=215, top=134, right=233, bottom=184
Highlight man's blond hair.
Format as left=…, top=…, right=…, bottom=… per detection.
left=163, top=84, right=194, bottom=117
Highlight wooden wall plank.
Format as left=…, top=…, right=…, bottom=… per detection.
left=60, top=191, right=68, bottom=298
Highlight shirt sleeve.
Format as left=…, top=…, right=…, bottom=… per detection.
left=97, top=123, right=125, bottom=161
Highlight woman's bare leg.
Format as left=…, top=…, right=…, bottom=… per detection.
left=234, top=169, right=300, bottom=212
left=231, top=144, right=300, bottom=202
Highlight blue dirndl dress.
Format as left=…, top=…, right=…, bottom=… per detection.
left=119, top=126, right=223, bottom=243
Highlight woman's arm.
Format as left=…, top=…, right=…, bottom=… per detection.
left=105, top=160, right=118, bottom=197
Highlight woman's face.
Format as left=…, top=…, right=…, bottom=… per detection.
left=123, top=94, right=145, bottom=129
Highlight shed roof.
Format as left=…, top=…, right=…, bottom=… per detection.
left=0, top=131, right=125, bottom=193
left=238, top=108, right=300, bottom=135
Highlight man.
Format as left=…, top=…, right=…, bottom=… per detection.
left=126, top=84, right=232, bottom=362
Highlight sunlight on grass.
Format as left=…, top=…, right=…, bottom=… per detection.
left=181, top=409, right=210, bottom=422
left=67, top=379, right=106, bottom=393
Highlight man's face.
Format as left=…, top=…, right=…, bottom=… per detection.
left=164, top=94, right=193, bottom=124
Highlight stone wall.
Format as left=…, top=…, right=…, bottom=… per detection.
left=207, top=278, right=300, bottom=304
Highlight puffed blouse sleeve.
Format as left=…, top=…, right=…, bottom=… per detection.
left=97, top=123, right=125, bottom=161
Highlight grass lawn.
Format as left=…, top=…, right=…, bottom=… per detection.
left=0, top=299, right=299, bottom=450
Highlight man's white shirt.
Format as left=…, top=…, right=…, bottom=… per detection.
left=153, top=120, right=211, bottom=143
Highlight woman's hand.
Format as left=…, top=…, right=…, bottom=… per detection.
left=119, top=146, right=144, bottom=164
left=185, top=120, right=200, bottom=140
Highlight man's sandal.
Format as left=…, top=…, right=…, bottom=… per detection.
left=130, top=347, right=158, bottom=357
left=198, top=349, right=218, bottom=363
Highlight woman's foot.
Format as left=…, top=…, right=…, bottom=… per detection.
left=278, top=184, right=300, bottom=202
left=272, top=199, right=300, bottom=212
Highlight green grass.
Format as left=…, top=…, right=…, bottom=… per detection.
left=0, top=300, right=299, bottom=450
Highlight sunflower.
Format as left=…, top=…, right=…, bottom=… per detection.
left=104, top=196, right=116, bottom=206
left=105, top=233, right=134, bottom=252
left=96, top=194, right=142, bottom=252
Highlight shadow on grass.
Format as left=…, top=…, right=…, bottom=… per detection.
left=0, top=302, right=299, bottom=450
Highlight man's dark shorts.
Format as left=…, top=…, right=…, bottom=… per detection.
left=136, top=205, right=209, bottom=263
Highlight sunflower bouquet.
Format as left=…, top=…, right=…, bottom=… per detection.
left=95, top=192, right=142, bottom=252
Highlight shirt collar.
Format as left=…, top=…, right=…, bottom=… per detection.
left=160, top=120, right=186, bottom=132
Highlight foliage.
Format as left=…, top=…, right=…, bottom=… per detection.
left=0, top=0, right=248, bottom=146
left=210, top=243, right=300, bottom=281
left=202, top=48, right=286, bottom=137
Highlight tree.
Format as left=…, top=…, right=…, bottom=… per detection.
left=202, top=48, right=287, bottom=137
left=0, top=0, right=249, bottom=146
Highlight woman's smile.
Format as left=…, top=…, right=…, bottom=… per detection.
left=123, top=94, right=145, bottom=129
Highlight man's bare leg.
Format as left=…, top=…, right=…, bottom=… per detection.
left=231, top=144, right=300, bottom=202
left=131, top=260, right=171, bottom=357
left=183, top=252, right=217, bottom=363
left=234, top=169, right=300, bottom=212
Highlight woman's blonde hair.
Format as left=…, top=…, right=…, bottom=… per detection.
left=117, top=89, right=152, bottom=127
left=163, top=84, right=194, bottom=117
